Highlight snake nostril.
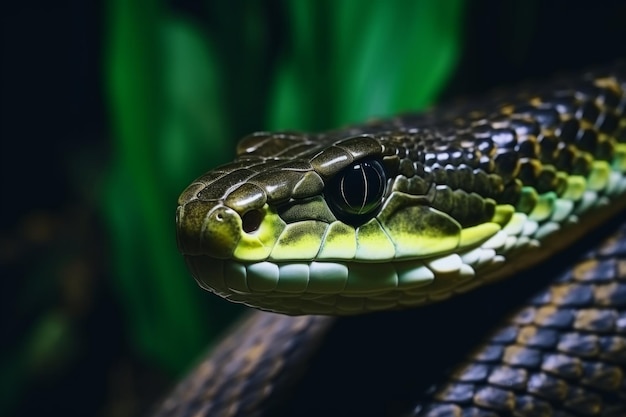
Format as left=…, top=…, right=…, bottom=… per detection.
left=242, top=209, right=264, bottom=233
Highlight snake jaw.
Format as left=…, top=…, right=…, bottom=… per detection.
left=176, top=186, right=517, bottom=314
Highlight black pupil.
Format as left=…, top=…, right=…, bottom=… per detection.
left=327, top=159, right=386, bottom=224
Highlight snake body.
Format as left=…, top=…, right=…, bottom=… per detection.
left=161, top=63, right=626, bottom=416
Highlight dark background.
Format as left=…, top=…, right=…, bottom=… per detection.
left=1, top=1, right=625, bottom=416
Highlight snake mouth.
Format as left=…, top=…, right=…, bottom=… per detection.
left=177, top=188, right=592, bottom=314
left=183, top=231, right=514, bottom=315
left=176, top=190, right=517, bottom=314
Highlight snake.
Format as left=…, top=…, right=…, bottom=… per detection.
left=157, top=62, right=626, bottom=416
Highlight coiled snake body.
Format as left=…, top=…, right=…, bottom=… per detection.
left=159, top=63, right=626, bottom=416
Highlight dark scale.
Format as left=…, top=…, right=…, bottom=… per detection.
left=596, top=85, right=622, bottom=110
left=557, top=333, right=599, bottom=357
left=518, top=327, right=560, bottom=350
left=475, top=137, right=495, bottom=155
left=444, top=165, right=461, bottom=190
left=486, top=114, right=512, bottom=130
left=538, top=134, right=560, bottom=162
left=554, top=143, right=576, bottom=173
left=576, top=100, right=601, bottom=125
left=422, top=151, right=440, bottom=167
left=433, top=383, right=475, bottom=403
left=412, top=160, right=426, bottom=178
left=478, top=155, right=495, bottom=174
left=470, top=170, right=495, bottom=200
left=552, top=96, right=578, bottom=115
left=574, top=83, right=603, bottom=103
left=491, top=326, right=518, bottom=344
left=454, top=165, right=475, bottom=193
left=427, top=185, right=496, bottom=228
left=499, top=179, right=522, bottom=206
left=535, top=166, right=560, bottom=195
left=574, top=128, right=599, bottom=155
left=381, top=155, right=401, bottom=176
left=427, top=164, right=447, bottom=186
left=509, top=117, right=541, bottom=137
left=556, top=118, right=580, bottom=145
left=493, top=150, right=520, bottom=184
left=571, top=153, right=593, bottom=177
left=398, top=158, right=415, bottom=178
left=490, top=128, right=518, bottom=149
left=598, top=336, right=626, bottom=363
left=517, top=159, right=543, bottom=189
left=514, top=104, right=562, bottom=130
left=595, top=135, right=616, bottom=162
left=472, top=122, right=498, bottom=141
left=515, top=136, right=540, bottom=159
left=395, top=145, right=408, bottom=159
left=595, top=110, right=620, bottom=133
left=405, top=176, right=430, bottom=196
left=444, top=146, right=466, bottom=166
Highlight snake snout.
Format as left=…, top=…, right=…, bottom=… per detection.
left=176, top=201, right=242, bottom=258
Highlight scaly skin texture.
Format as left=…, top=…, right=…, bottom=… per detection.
left=176, top=62, right=626, bottom=315
left=154, top=313, right=333, bottom=417
left=412, top=222, right=626, bottom=417
left=160, top=63, right=626, bottom=416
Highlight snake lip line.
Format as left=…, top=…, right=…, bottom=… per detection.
left=180, top=218, right=546, bottom=315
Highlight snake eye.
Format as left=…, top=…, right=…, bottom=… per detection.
left=326, top=158, right=387, bottom=225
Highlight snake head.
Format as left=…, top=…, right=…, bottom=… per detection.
left=175, top=130, right=527, bottom=315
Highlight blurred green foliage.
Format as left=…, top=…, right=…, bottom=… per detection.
left=104, top=0, right=464, bottom=374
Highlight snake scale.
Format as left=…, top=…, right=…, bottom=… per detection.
left=156, top=63, right=626, bottom=416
